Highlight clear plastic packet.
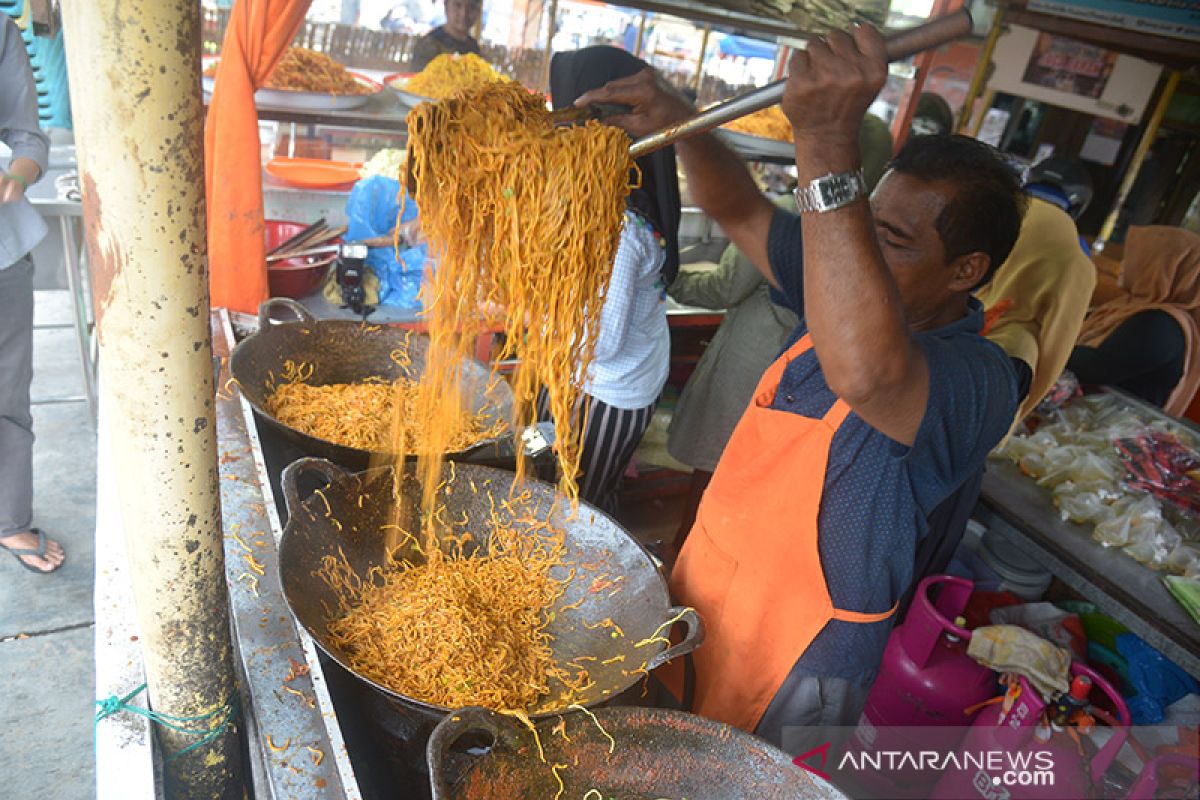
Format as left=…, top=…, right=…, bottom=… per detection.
left=1123, top=518, right=1183, bottom=571
left=1165, top=543, right=1200, bottom=579
left=1094, top=494, right=1163, bottom=548
left=1054, top=483, right=1118, bottom=525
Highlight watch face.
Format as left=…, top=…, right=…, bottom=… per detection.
left=820, top=175, right=857, bottom=208
left=796, top=170, right=865, bottom=213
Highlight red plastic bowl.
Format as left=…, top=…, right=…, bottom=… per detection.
left=265, top=219, right=340, bottom=299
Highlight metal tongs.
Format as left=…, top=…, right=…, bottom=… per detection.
left=621, top=9, right=975, bottom=158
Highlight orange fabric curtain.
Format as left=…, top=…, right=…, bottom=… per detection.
left=204, top=0, right=311, bottom=312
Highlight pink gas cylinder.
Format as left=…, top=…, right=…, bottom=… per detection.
left=849, top=576, right=999, bottom=797
left=930, top=661, right=1132, bottom=800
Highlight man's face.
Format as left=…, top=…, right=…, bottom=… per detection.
left=445, top=0, right=481, bottom=38
left=869, top=171, right=977, bottom=330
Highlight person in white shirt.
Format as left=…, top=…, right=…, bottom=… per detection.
left=545, top=45, right=681, bottom=516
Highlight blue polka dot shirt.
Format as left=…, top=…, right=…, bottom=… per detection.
left=762, top=208, right=1018, bottom=685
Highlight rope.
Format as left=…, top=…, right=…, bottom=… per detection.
left=95, top=682, right=238, bottom=763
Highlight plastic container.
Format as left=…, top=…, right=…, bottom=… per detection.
left=974, top=529, right=1053, bottom=600
left=265, top=220, right=338, bottom=300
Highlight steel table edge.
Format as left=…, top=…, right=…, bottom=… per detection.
left=976, top=469, right=1200, bottom=681
left=213, top=309, right=362, bottom=799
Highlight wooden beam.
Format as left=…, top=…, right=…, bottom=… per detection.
left=1005, top=5, right=1198, bottom=69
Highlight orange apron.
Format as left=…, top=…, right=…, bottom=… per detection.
left=668, top=332, right=897, bottom=732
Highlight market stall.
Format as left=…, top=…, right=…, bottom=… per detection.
left=64, top=0, right=1199, bottom=798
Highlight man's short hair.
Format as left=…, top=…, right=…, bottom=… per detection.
left=888, top=135, right=1027, bottom=288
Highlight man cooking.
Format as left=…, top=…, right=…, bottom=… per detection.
left=577, top=25, right=1025, bottom=752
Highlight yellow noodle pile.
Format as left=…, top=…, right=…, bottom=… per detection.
left=399, top=80, right=635, bottom=524
left=399, top=52, right=504, bottom=99
left=320, top=496, right=581, bottom=710
left=267, top=47, right=372, bottom=95
left=724, top=105, right=793, bottom=142
left=319, top=81, right=634, bottom=716
left=266, top=380, right=499, bottom=454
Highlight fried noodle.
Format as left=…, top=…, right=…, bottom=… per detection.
left=266, top=47, right=372, bottom=95
left=399, top=52, right=504, bottom=99
left=723, top=105, right=793, bottom=142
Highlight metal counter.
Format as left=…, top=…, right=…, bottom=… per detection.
left=975, top=391, right=1200, bottom=681
left=213, top=309, right=362, bottom=799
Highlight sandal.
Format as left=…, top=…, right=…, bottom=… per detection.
left=0, top=528, right=65, bottom=574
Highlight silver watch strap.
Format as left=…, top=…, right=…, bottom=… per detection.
left=793, top=168, right=868, bottom=214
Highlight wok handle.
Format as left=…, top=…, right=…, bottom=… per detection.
left=644, top=606, right=705, bottom=671
left=256, top=296, right=317, bottom=329
left=280, top=457, right=350, bottom=519
left=427, top=706, right=527, bottom=800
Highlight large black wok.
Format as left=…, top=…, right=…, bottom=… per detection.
left=277, top=458, right=702, bottom=775
left=230, top=298, right=514, bottom=468
left=428, top=706, right=847, bottom=800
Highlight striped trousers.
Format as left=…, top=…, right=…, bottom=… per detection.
left=537, top=391, right=656, bottom=517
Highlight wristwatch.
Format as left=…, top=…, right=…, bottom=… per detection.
left=793, top=169, right=868, bottom=214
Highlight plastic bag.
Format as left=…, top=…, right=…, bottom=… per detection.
left=1054, top=483, right=1117, bottom=525
left=344, top=176, right=425, bottom=310
left=1035, top=370, right=1082, bottom=417
left=1123, top=518, right=1183, bottom=570
left=1094, top=494, right=1163, bottom=548
left=1165, top=544, right=1200, bottom=579
left=989, top=602, right=1087, bottom=659
left=1113, top=430, right=1200, bottom=517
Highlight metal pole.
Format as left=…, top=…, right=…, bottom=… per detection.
left=693, top=24, right=712, bottom=93
left=1093, top=70, right=1181, bottom=254
left=630, top=10, right=973, bottom=158
left=59, top=216, right=97, bottom=421
left=890, top=0, right=962, bottom=149
left=542, top=0, right=559, bottom=91
left=970, top=88, right=996, bottom=138
left=955, top=4, right=1004, bottom=134
left=60, top=1, right=243, bottom=797
left=634, top=12, right=648, bottom=57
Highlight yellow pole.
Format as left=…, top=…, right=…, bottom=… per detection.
left=956, top=5, right=1004, bottom=134
left=61, top=0, right=242, bottom=795
left=542, top=0, right=559, bottom=92
left=1093, top=70, right=1182, bottom=254
left=635, top=12, right=648, bottom=57
left=970, top=88, right=996, bottom=138
left=693, top=24, right=712, bottom=93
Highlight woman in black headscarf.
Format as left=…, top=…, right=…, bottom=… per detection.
left=542, top=46, right=682, bottom=517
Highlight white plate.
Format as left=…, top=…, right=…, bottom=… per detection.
left=202, top=63, right=382, bottom=112
left=383, top=73, right=433, bottom=109
left=715, top=128, right=795, bottom=162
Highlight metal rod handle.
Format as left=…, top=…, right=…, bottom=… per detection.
left=629, top=8, right=974, bottom=159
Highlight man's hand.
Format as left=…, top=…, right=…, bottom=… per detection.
left=574, top=68, right=693, bottom=139
left=783, top=24, right=887, bottom=150
left=0, top=172, right=26, bottom=204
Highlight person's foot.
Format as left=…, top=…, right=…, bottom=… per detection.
left=0, top=529, right=65, bottom=573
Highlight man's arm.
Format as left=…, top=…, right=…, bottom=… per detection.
left=576, top=72, right=778, bottom=287
left=784, top=25, right=926, bottom=445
